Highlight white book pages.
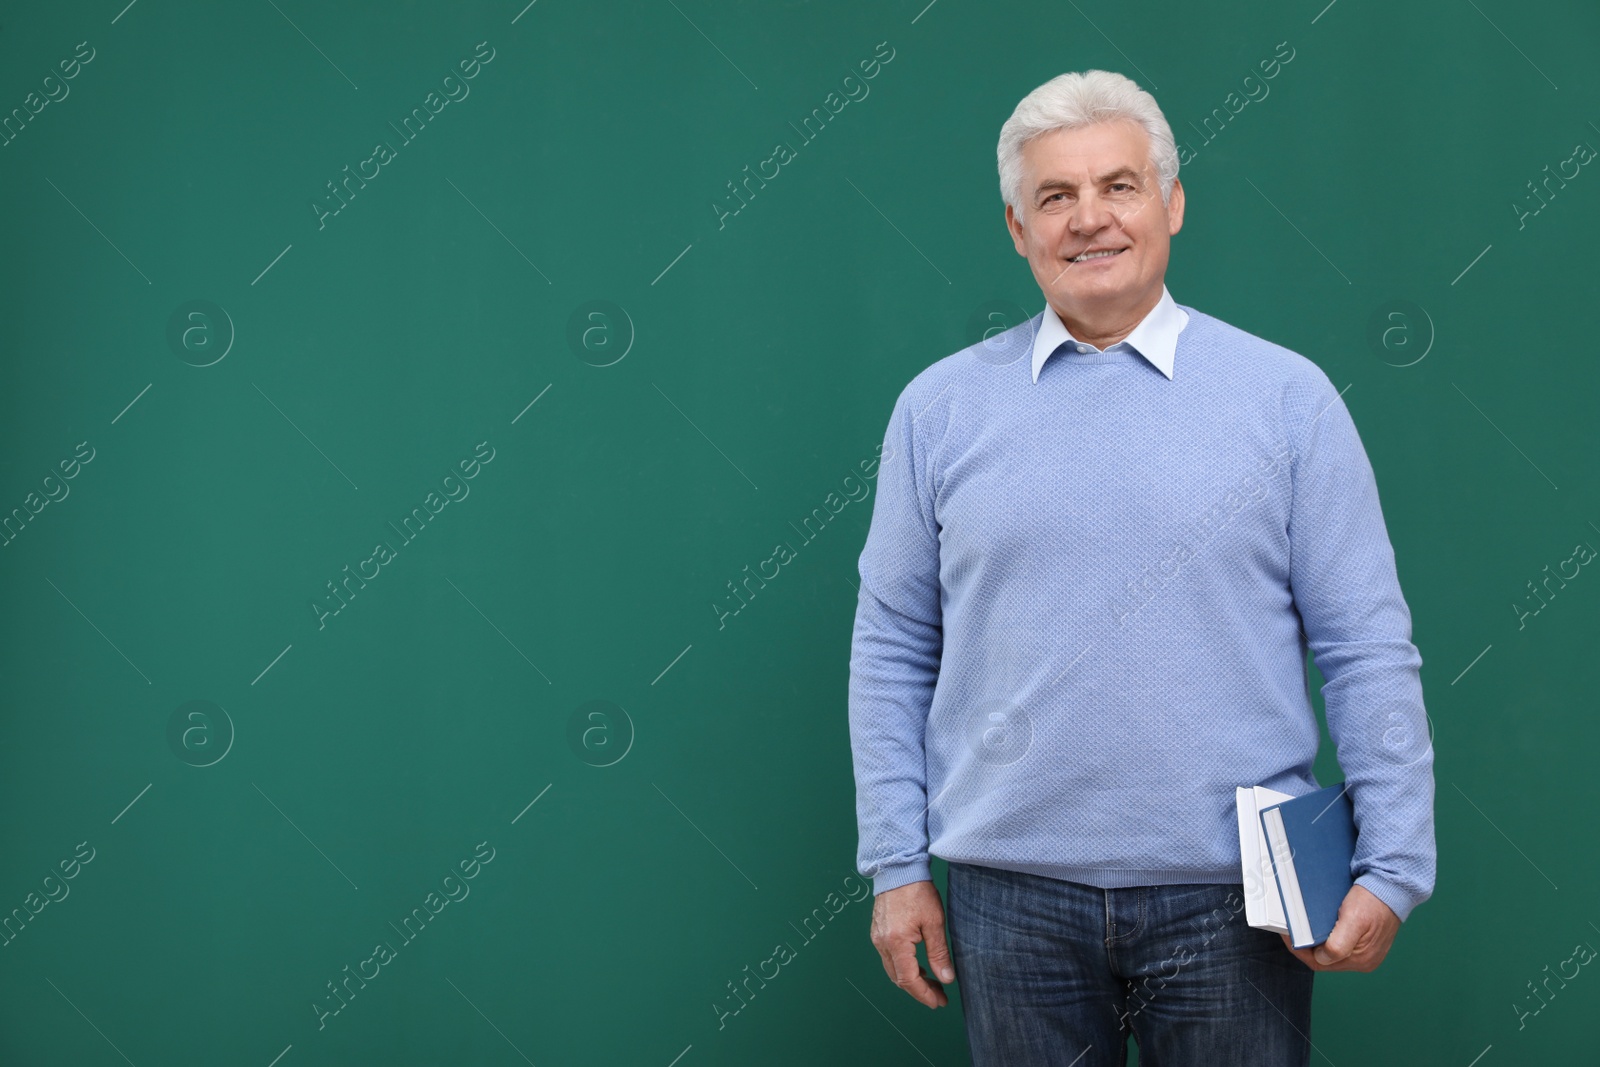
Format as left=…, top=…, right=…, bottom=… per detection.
left=1236, top=785, right=1294, bottom=934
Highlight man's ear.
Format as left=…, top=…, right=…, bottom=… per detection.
left=1005, top=204, right=1028, bottom=256
left=1167, top=178, right=1185, bottom=235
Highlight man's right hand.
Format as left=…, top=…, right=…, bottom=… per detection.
left=869, top=879, right=957, bottom=1008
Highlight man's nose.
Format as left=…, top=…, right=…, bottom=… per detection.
left=1070, top=193, right=1112, bottom=234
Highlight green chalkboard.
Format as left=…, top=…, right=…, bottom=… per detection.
left=2, top=0, right=1597, bottom=1064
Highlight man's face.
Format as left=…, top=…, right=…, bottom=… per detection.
left=1005, top=120, right=1183, bottom=317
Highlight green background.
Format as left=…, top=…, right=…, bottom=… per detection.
left=1, top=0, right=1596, bottom=1063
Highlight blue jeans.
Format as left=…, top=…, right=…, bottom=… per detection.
left=946, top=862, right=1314, bottom=1066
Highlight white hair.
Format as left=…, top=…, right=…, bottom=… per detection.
left=997, top=69, right=1178, bottom=223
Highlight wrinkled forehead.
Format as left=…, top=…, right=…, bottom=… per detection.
left=1022, top=121, right=1154, bottom=181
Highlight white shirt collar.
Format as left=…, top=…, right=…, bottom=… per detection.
left=1030, top=285, right=1190, bottom=383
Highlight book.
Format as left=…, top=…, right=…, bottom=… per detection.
left=1254, top=783, right=1358, bottom=949
left=1234, top=785, right=1296, bottom=934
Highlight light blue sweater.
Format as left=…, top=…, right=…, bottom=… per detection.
left=848, top=302, right=1436, bottom=923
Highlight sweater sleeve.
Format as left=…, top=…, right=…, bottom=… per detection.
left=1286, top=375, right=1436, bottom=923
left=849, top=386, right=944, bottom=896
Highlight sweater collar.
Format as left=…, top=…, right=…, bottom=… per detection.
left=1030, top=285, right=1190, bottom=383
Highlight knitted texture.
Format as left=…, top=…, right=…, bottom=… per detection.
left=848, top=304, right=1436, bottom=923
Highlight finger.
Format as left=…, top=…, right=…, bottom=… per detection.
left=1316, top=889, right=1379, bottom=964
left=874, top=943, right=899, bottom=986
left=1278, top=935, right=1322, bottom=971
left=1314, top=923, right=1357, bottom=966
left=890, top=941, right=946, bottom=1008
left=923, top=918, right=957, bottom=984
left=920, top=967, right=949, bottom=1007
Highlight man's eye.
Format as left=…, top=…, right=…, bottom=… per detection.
left=1110, top=183, right=1135, bottom=192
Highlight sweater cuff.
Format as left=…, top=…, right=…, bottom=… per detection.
left=868, top=858, right=932, bottom=896
left=1354, top=871, right=1426, bottom=923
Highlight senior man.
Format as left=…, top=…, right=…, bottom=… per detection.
left=847, top=69, right=1435, bottom=1065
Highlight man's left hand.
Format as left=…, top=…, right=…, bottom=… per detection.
left=1279, top=884, right=1400, bottom=972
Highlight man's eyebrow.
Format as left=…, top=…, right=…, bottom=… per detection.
left=1034, top=167, right=1144, bottom=199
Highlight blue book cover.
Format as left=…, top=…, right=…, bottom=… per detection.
left=1258, top=783, right=1356, bottom=949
